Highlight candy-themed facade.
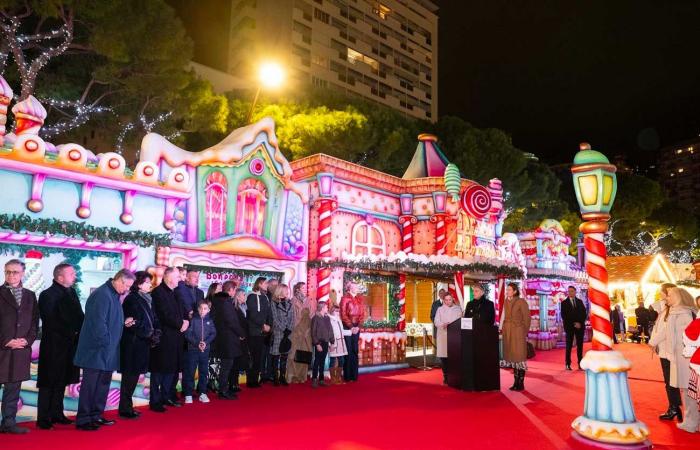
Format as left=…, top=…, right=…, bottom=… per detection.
left=517, top=219, right=589, bottom=350
left=0, top=77, right=521, bottom=419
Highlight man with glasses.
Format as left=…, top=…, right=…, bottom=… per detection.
left=0, top=259, right=39, bottom=434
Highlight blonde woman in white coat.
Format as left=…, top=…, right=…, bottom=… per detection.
left=434, top=293, right=462, bottom=385
left=328, top=304, right=349, bottom=384
left=649, top=283, right=682, bottom=422
left=658, top=287, right=697, bottom=430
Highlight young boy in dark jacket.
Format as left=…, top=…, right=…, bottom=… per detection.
left=311, top=302, right=335, bottom=388
left=183, top=300, right=217, bottom=403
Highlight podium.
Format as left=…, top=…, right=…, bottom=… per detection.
left=446, top=318, right=500, bottom=391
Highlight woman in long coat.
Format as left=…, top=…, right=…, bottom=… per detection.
left=501, top=282, right=531, bottom=391
left=119, top=271, right=158, bottom=418
left=433, top=293, right=462, bottom=384
left=271, top=284, right=295, bottom=385
left=211, top=288, right=246, bottom=398
left=286, top=308, right=312, bottom=384
left=665, top=287, right=696, bottom=431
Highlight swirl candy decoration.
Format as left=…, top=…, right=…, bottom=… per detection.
left=460, top=184, right=492, bottom=220
left=443, top=163, right=461, bottom=201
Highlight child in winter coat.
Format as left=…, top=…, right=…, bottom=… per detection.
left=183, top=301, right=217, bottom=403
left=310, top=302, right=335, bottom=388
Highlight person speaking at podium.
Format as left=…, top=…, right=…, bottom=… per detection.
left=433, top=293, right=462, bottom=385
left=464, top=284, right=495, bottom=325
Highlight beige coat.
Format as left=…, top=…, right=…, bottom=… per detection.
left=502, top=296, right=531, bottom=363
left=666, top=306, right=694, bottom=389
left=433, top=304, right=462, bottom=358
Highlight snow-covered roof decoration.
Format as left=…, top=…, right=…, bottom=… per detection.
left=140, top=117, right=307, bottom=202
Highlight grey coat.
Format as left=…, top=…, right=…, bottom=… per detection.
left=271, top=299, right=295, bottom=355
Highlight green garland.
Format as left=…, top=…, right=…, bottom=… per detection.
left=526, top=272, right=587, bottom=282
left=0, top=213, right=171, bottom=247
left=0, top=242, right=121, bottom=299
left=343, top=271, right=400, bottom=330
left=309, top=258, right=524, bottom=280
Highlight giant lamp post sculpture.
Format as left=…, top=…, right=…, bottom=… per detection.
left=570, top=143, right=650, bottom=447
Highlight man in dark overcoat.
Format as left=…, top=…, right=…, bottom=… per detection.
left=150, top=267, right=189, bottom=410
left=36, top=263, right=84, bottom=429
left=0, top=259, right=39, bottom=434
left=73, top=269, right=135, bottom=431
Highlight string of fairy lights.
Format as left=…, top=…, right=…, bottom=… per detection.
left=1, top=15, right=181, bottom=153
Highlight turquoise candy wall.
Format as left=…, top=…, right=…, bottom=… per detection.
left=0, top=169, right=169, bottom=234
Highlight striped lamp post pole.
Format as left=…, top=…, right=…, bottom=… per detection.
left=398, top=194, right=415, bottom=331
left=570, top=143, right=650, bottom=447
left=315, top=173, right=337, bottom=305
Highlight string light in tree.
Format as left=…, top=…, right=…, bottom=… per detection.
left=38, top=97, right=113, bottom=138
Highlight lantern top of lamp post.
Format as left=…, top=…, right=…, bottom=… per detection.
left=573, top=142, right=611, bottom=166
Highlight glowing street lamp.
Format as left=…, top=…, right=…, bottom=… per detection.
left=246, top=61, right=285, bottom=123
left=570, top=143, right=650, bottom=447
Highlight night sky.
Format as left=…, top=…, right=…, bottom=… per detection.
left=437, top=1, right=700, bottom=167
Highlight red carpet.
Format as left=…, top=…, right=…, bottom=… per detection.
left=3, top=343, right=697, bottom=449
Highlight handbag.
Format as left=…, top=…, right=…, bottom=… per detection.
left=527, top=342, right=536, bottom=359
left=294, top=349, right=313, bottom=365
left=279, top=329, right=292, bottom=354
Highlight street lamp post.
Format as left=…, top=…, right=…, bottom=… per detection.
left=246, top=61, right=285, bottom=124
left=570, top=143, right=650, bottom=447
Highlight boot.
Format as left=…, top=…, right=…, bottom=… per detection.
left=509, top=369, right=518, bottom=391
left=660, top=406, right=682, bottom=421
left=516, top=369, right=525, bottom=391
left=677, top=392, right=698, bottom=432
left=333, top=367, right=342, bottom=384
left=279, top=367, right=289, bottom=386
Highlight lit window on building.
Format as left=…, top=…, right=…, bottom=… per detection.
left=347, top=47, right=379, bottom=71
left=679, top=168, right=684, bottom=173
left=373, top=4, right=391, bottom=20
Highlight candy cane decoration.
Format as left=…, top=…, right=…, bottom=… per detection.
left=315, top=198, right=337, bottom=304
left=430, top=214, right=447, bottom=255
left=399, top=215, right=416, bottom=253
left=583, top=229, right=614, bottom=350
left=447, top=271, right=464, bottom=309
left=398, top=273, right=406, bottom=331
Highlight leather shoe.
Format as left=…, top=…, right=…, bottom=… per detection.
left=1, top=425, right=30, bottom=434
left=95, top=417, right=115, bottom=426
left=218, top=391, right=237, bottom=400
left=118, top=411, right=139, bottom=419
left=231, top=386, right=242, bottom=393
left=76, top=423, right=99, bottom=431
left=565, top=365, right=572, bottom=371
left=52, top=416, right=74, bottom=425
left=133, top=410, right=142, bottom=417
left=165, top=399, right=182, bottom=407
left=37, top=421, right=54, bottom=430
left=149, top=404, right=166, bottom=413
left=51, top=416, right=75, bottom=425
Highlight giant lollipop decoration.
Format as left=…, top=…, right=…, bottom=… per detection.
left=443, top=163, right=461, bottom=201
left=460, top=184, right=492, bottom=219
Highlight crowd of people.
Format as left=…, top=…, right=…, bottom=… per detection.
left=0, top=260, right=366, bottom=434
left=2, top=257, right=700, bottom=435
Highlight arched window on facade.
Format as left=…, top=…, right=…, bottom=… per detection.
left=235, top=178, right=267, bottom=236
left=351, top=220, right=385, bottom=256
left=204, top=171, right=228, bottom=240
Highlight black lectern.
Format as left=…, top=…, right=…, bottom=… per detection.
left=446, top=318, right=500, bottom=391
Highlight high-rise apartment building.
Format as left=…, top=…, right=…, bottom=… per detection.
left=171, top=0, right=438, bottom=121
left=658, top=137, right=700, bottom=213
